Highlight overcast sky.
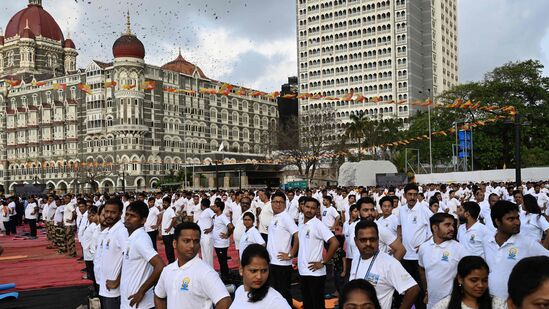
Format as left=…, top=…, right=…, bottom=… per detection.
left=1, top=0, right=548, bottom=91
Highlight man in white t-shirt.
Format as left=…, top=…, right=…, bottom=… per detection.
left=211, top=200, right=234, bottom=281
left=196, top=199, right=215, bottom=267
left=120, top=201, right=165, bottom=309
left=266, top=192, right=299, bottom=307
left=297, top=197, right=339, bottom=309
left=63, top=194, right=77, bottom=257
left=350, top=220, right=419, bottom=309
left=482, top=200, right=549, bottom=305
left=25, top=195, right=39, bottom=239
left=97, top=198, right=129, bottom=309
left=398, top=183, right=432, bottom=309
left=160, top=197, right=177, bottom=263
left=154, top=222, right=232, bottom=309
left=456, top=202, right=490, bottom=257
left=321, top=195, right=340, bottom=232
left=144, top=197, right=161, bottom=251
left=443, top=190, right=460, bottom=219
left=418, top=213, right=464, bottom=309
left=188, top=194, right=202, bottom=223
left=257, top=190, right=273, bottom=242
left=375, top=196, right=399, bottom=241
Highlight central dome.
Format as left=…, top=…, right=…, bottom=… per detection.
left=5, top=1, right=64, bottom=42
left=113, top=34, right=145, bottom=59
left=161, top=51, right=207, bottom=78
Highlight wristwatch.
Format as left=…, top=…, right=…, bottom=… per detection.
left=287, top=253, right=292, bottom=259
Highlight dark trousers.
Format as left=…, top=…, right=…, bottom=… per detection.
left=147, top=230, right=158, bottom=251
left=261, top=233, right=268, bottom=244
left=162, top=234, right=175, bottom=263
left=9, top=216, right=17, bottom=234
left=28, top=219, right=37, bottom=237
left=402, top=259, right=425, bottom=309
left=3, top=221, right=11, bottom=235
left=270, top=264, right=293, bottom=307
left=99, top=296, right=120, bottom=309
left=215, top=247, right=229, bottom=279
left=300, top=275, right=326, bottom=309
left=85, top=260, right=99, bottom=296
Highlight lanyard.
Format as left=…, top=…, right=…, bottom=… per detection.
left=355, top=251, right=379, bottom=280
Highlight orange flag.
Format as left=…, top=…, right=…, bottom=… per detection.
left=122, top=84, right=136, bottom=90
left=6, top=79, right=21, bottom=87
left=104, top=81, right=117, bottom=88
left=355, top=95, right=366, bottom=102
left=52, top=83, right=67, bottom=90
left=77, top=83, right=92, bottom=94
left=142, top=81, right=156, bottom=91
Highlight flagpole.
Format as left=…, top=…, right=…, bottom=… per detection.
left=428, top=95, right=433, bottom=174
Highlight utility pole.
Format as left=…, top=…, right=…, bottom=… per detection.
left=514, top=113, right=522, bottom=186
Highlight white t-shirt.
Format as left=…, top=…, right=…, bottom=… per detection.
left=161, top=207, right=177, bottom=236
left=93, top=227, right=108, bottom=289
left=99, top=220, right=129, bottom=298
left=457, top=222, right=491, bottom=257
left=267, top=212, right=298, bottom=266
left=258, top=201, right=273, bottom=234
left=233, top=210, right=253, bottom=247
left=212, top=214, right=231, bottom=248
left=375, top=215, right=399, bottom=239
left=398, top=203, right=433, bottom=260
left=154, top=256, right=230, bottom=309
left=483, top=233, right=549, bottom=299
left=230, top=286, right=290, bottom=308
left=54, top=205, right=65, bottom=225
left=479, top=201, right=497, bottom=234
left=297, top=217, right=335, bottom=277
left=25, top=202, right=38, bottom=220
left=7, top=202, right=17, bottom=216
left=144, top=206, right=161, bottom=232
left=189, top=203, right=202, bottom=223
left=349, top=252, right=417, bottom=309
left=120, top=227, right=158, bottom=309
left=520, top=212, right=549, bottom=243
left=197, top=208, right=215, bottom=239
left=418, top=239, right=465, bottom=309
left=63, top=202, right=76, bottom=226
left=238, top=226, right=265, bottom=259
left=444, top=198, right=460, bottom=218
left=81, top=222, right=98, bottom=261
left=343, top=220, right=358, bottom=259
left=321, top=206, right=339, bottom=230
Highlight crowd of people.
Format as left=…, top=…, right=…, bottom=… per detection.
left=0, top=180, right=548, bottom=309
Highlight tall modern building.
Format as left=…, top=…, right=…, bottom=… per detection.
left=0, top=0, right=278, bottom=193
left=296, top=0, right=458, bottom=140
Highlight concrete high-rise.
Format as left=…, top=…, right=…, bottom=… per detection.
left=296, top=0, right=458, bottom=138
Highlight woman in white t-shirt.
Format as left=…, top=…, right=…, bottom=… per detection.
left=238, top=212, right=265, bottom=260
left=230, top=244, right=290, bottom=308
left=520, top=194, right=549, bottom=249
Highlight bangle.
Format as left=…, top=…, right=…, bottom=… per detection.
left=288, top=253, right=292, bottom=259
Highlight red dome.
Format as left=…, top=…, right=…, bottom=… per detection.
left=112, top=34, right=145, bottom=59
left=5, top=3, right=64, bottom=42
left=0, top=36, right=4, bottom=46
left=161, top=53, right=207, bottom=78
left=64, top=38, right=75, bottom=49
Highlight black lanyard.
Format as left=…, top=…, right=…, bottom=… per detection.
left=355, top=251, right=379, bottom=280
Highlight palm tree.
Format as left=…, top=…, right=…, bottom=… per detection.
left=345, top=114, right=366, bottom=159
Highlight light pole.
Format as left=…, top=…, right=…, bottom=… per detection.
left=419, top=89, right=433, bottom=173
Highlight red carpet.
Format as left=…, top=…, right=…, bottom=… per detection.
left=0, top=225, right=239, bottom=292
left=0, top=228, right=90, bottom=291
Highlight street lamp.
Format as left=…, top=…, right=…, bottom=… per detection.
left=419, top=89, right=433, bottom=173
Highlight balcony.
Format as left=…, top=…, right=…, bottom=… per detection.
left=107, top=124, right=149, bottom=134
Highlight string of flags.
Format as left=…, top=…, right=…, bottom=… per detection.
left=2, top=78, right=521, bottom=116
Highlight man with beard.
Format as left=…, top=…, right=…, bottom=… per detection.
left=456, top=202, right=489, bottom=257
left=356, top=197, right=405, bottom=260
left=482, top=200, right=549, bottom=307
left=349, top=220, right=419, bottom=309
left=418, top=213, right=464, bottom=309
left=97, top=198, right=129, bottom=309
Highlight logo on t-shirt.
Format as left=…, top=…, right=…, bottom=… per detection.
left=181, top=277, right=191, bottom=291
left=105, top=239, right=111, bottom=250
left=124, top=247, right=130, bottom=259
left=469, top=234, right=476, bottom=243
left=366, top=273, right=380, bottom=285
left=273, top=220, right=278, bottom=227
left=508, top=247, right=518, bottom=260
left=441, top=250, right=450, bottom=262
left=322, top=211, right=327, bottom=216
left=305, top=229, right=310, bottom=239
left=412, top=216, right=417, bottom=224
